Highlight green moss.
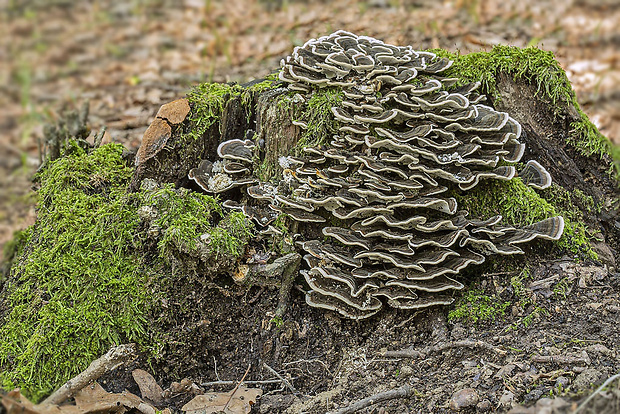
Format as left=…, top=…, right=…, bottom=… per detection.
left=186, top=82, right=244, bottom=140
left=0, top=143, right=255, bottom=401
left=1, top=229, right=31, bottom=283
left=244, top=77, right=277, bottom=94
left=448, top=289, right=510, bottom=323
left=454, top=178, right=596, bottom=259
left=144, top=184, right=222, bottom=260
left=186, top=78, right=277, bottom=141
left=0, top=144, right=151, bottom=401
left=207, top=211, right=254, bottom=258
left=294, top=88, right=343, bottom=153
left=430, top=45, right=619, bottom=181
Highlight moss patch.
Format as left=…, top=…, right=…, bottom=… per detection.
left=185, top=77, right=277, bottom=141
left=431, top=45, right=619, bottom=181
left=448, top=288, right=511, bottom=324
left=294, top=87, right=343, bottom=153
left=0, top=144, right=255, bottom=401
left=0, top=144, right=149, bottom=401
left=454, top=178, right=596, bottom=259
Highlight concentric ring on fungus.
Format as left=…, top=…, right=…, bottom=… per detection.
left=190, top=30, right=565, bottom=319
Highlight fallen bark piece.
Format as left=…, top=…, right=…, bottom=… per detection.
left=41, top=343, right=137, bottom=406
left=325, top=385, right=414, bottom=414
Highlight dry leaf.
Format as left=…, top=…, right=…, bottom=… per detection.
left=181, top=387, right=262, bottom=414
left=73, top=382, right=145, bottom=414
left=132, top=369, right=164, bottom=405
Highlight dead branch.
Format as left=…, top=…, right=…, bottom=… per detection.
left=41, top=343, right=137, bottom=406
left=326, top=385, right=414, bottom=414
left=383, top=340, right=506, bottom=359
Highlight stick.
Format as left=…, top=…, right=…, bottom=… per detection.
left=41, top=343, right=137, bottom=406
left=383, top=340, right=506, bottom=359
left=574, top=372, right=620, bottom=413
left=262, top=362, right=296, bottom=393
left=200, top=379, right=290, bottom=387
left=326, top=385, right=414, bottom=414
left=222, top=364, right=251, bottom=411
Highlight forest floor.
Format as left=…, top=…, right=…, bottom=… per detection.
left=0, top=1, right=619, bottom=413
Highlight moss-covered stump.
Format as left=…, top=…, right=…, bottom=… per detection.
left=0, top=39, right=619, bottom=409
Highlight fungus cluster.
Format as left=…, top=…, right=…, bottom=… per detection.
left=189, top=31, right=564, bottom=319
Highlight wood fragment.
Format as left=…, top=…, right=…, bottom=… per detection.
left=41, top=343, right=137, bottom=406
left=531, top=352, right=591, bottom=365
left=326, top=385, right=414, bottom=414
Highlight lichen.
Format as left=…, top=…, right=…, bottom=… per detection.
left=430, top=45, right=619, bottom=181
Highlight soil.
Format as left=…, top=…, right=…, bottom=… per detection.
left=1, top=1, right=620, bottom=413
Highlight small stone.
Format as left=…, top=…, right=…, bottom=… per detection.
left=555, top=376, right=570, bottom=390
left=449, top=388, right=479, bottom=411
left=573, top=368, right=602, bottom=391
left=476, top=399, right=492, bottom=412
left=399, top=364, right=414, bottom=377
left=499, top=390, right=515, bottom=408
left=522, top=386, right=548, bottom=405
left=451, top=323, right=467, bottom=340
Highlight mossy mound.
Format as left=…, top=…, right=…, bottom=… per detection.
left=0, top=45, right=617, bottom=402
left=0, top=144, right=252, bottom=401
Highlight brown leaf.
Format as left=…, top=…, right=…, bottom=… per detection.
left=73, top=382, right=143, bottom=414
left=132, top=369, right=164, bottom=405
left=181, top=387, right=262, bottom=414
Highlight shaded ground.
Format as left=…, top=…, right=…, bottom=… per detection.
left=1, top=1, right=619, bottom=413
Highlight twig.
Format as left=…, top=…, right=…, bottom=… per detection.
left=223, top=364, right=251, bottom=411
left=326, top=385, right=414, bottom=414
left=574, top=372, right=620, bottom=413
left=41, top=343, right=137, bottom=406
left=93, top=126, right=107, bottom=148
left=213, top=356, right=221, bottom=381
left=532, top=352, right=591, bottom=365
left=262, top=362, right=296, bottom=394
left=200, top=379, right=290, bottom=387
left=383, top=340, right=506, bottom=359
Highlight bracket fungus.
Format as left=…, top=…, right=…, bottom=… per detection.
left=190, top=30, right=565, bottom=319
